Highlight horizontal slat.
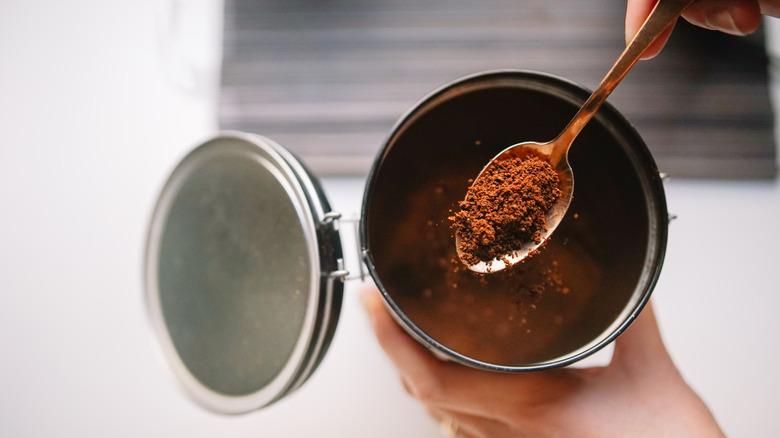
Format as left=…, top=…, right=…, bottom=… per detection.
left=219, top=0, right=777, bottom=179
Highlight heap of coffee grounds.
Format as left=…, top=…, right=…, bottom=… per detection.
left=451, top=155, right=561, bottom=267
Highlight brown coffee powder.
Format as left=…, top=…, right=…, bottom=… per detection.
left=451, top=155, right=561, bottom=267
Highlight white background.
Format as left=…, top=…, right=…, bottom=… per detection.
left=1, top=1, right=779, bottom=436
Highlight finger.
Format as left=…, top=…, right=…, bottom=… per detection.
left=360, top=287, right=449, bottom=395
left=360, top=287, right=577, bottom=419
left=683, top=0, right=762, bottom=35
left=625, top=0, right=675, bottom=59
left=428, top=407, right=512, bottom=438
left=610, top=301, right=673, bottom=375
left=758, top=0, right=780, bottom=17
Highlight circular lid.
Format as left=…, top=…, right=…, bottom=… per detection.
left=144, top=132, right=343, bottom=414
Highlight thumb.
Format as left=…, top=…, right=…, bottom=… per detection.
left=610, top=301, right=674, bottom=373
left=625, top=0, right=676, bottom=60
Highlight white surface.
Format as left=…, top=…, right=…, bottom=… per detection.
left=0, top=1, right=778, bottom=437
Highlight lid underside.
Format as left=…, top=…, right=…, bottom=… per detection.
left=145, top=133, right=331, bottom=414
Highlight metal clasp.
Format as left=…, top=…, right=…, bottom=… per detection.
left=658, top=172, right=677, bottom=224
left=322, top=212, right=366, bottom=282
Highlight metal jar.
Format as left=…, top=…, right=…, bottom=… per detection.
left=361, top=70, right=668, bottom=371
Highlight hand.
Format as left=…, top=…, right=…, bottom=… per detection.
left=627, top=0, right=780, bottom=59
left=361, top=287, right=725, bottom=438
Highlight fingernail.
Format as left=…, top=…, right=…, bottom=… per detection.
left=704, top=7, right=746, bottom=35
left=401, top=378, right=417, bottom=397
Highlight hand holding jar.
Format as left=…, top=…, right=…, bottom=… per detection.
left=361, top=288, right=725, bottom=438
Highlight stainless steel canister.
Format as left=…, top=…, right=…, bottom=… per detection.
left=145, top=70, right=668, bottom=414
left=361, top=70, right=668, bottom=371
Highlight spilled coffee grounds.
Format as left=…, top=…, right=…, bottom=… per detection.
left=451, top=155, right=561, bottom=267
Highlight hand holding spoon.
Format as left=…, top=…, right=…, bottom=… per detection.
left=456, top=0, right=694, bottom=273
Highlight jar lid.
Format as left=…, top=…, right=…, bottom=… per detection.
left=144, top=132, right=343, bottom=414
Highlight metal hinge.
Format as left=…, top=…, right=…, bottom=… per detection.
left=322, top=212, right=367, bottom=282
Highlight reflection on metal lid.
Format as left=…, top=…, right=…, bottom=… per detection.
left=145, top=132, right=342, bottom=414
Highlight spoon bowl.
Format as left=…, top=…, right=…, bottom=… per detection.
left=455, top=141, right=573, bottom=273
left=456, top=0, right=694, bottom=273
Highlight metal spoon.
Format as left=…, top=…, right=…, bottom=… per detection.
left=458, top=0, right=694, bottom=273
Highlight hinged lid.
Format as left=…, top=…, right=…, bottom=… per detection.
left=144, top=132, right=343, bottom=414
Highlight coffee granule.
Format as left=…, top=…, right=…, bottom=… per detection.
left=451, top=155, right=561, bottom=266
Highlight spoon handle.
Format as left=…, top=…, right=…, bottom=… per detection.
left=552, top=0, right=694, bottom=162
